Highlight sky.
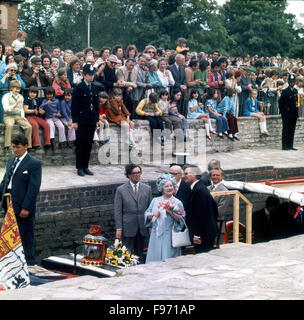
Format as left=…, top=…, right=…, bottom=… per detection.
left=217, top=0, right=304, bottom=24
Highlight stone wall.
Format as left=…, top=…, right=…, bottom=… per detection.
left=1, top=116, right=304, bottom=166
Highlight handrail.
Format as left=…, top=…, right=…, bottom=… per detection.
left=210, top=190, right=253, bottom=244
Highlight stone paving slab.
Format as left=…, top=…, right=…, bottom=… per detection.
left=1, top=147, right=303, bottom=191
left=1, top=235, right=304, bottom=300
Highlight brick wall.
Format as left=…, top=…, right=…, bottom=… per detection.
left=0, top=2, right=19, bottom=46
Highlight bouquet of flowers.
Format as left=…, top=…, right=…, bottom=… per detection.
left=105, top=239, right=139, bottom=268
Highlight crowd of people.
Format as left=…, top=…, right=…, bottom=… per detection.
left=1, top=33, right=304, bottom=153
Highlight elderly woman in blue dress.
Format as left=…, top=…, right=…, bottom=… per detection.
left=145, top=173, right=186, bottom=263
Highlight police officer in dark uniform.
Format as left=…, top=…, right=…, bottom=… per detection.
left=278, top=74, right=298, bottom=151
left=71, top=64, right=100, bottom=176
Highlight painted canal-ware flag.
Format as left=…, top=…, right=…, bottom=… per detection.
left=0, top=203, right=29, bottom=290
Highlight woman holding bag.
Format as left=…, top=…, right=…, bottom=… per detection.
left=145, top=173, right=186, bottom=263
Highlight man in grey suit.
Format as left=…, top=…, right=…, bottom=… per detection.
left=208, top=168, right=232, bottom=239
left=133, top=54, right=153, bottom=115
left=114, top=164, right=153, bottom=262
left=116, top=58, right=138, bottom=118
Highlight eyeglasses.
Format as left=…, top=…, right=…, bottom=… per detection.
left=10, top=69, right=17, bottom=72
left=148, top=51, right=155, bottom=54
left=110, top=61, right=117, bottom=65
left=131, top=171, right=142, bottom=175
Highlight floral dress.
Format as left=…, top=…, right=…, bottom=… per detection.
left=145, top=196, right=185, bottom=263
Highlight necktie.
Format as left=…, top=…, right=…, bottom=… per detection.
left=6, top=158, right=20, bottom=185
left=178, top=66, right=182, bottom=82
left=134, top=184, right=138, bottom=200
left=127, top=71, right=132, bottom=82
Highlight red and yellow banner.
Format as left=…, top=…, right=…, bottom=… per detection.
left=0, top=204, right=29, bottom=290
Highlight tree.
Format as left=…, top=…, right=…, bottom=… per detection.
left=18, top=0, right=61, bottom=48
left=220, top=0, right=299, bottom=57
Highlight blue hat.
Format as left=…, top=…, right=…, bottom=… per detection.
left=82, top=64, right=95, bottom=75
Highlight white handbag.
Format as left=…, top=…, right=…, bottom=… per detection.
left=171, top=216, right=191, bottom=248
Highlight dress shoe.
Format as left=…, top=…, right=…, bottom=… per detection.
left=83, top=168, right=94, bottom=175
left=77, top=169, right=85, bottom=176
left=290, top=147, right=298, bottom=151
left=218, top=134, right=224, bottom=139
left=233, top=135, right=240, bottom=141
left=282, top=147, right=290, bottom=150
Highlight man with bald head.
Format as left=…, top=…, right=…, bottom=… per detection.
left=169, top=164, right=191, bottom=210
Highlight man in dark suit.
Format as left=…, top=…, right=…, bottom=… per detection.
left=183, top=164, right=218, bottom=253
left=71, top=64, right=100, bottom=177
left=252, top=196, right=281, bottom=242
left=114, top=164, right=153, bottom=263
left=169, top=54, right=187, bottom=115
left=278, top=74, right=298, bottom=151
left=169, top=164, right=191, bottom=210
left=0, top=134, right=41, bottom=266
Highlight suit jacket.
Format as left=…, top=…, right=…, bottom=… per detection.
left=21, top=67, right=52, bottom=89
left=116, top=66, right=138, bottom=86
left=278, top=86, right=298, bottom=118
left=168, top=63, right=186, bottom=90
left=187, top=180, right=218, bottom=241
left=134, top=64, right=150, bottom=102
left=175, top=179, right=191, bottom=213
left=208, top=182, right=232, bottom=219
left=0, top=153, right=41, bottom=216
left=71, top=80, right=100, bottom=126
left=114, top=181, right=153, bottom=237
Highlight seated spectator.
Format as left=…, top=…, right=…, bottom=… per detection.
left=59, top=88, right=76, bottom=148
left=217, top=88, right=239, bottom=141
left=244, top=89, right=269, bottom=136
left=0, top=63, right=26, bottom=123
left=67, top=56, right=83, bottom=88
left=187, top=89, right=215, bottom=141
left=23, top=86, right=51, bottom=150
left=2, top=80, right=32, bottom=150
left=207, top=60, right=223, bottom=102
left=156, top=58, right=175, bottom=93
left=108, top=88, right=137, bottom=149
left=14, top=54, right=27, bottom=76
left=194, top=59, right=209, bottom=96
left=135, top=92, right=164, bottom=145
left=95, top=91, right=110, bottom=145
left=52, top=67, right=72, bottom=99
left=22, top=57, right=52, bottom=98
left=205, top=88, right=229, bottom=139
left=158, top=89, right=181, bottom=135
left=40, top=87, right=67, bottom=150
left=169, top=89, right=190, bottom=140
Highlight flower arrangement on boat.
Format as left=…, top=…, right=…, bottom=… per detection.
left=105, top=239, right=139, bottom=268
